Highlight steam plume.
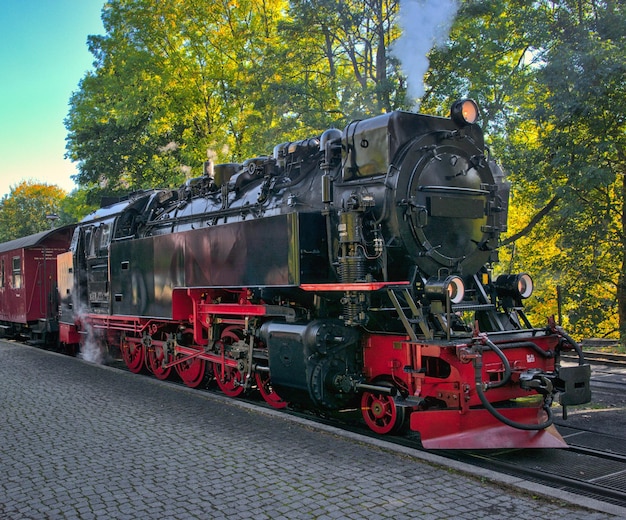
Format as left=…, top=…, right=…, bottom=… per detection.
left=77, top=319, right=106, bottom=364
left=74, top=299, right=107, bottom=364
left=392, top=0, right=459, bottom=109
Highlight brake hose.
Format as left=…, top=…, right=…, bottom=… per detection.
left=474, top=375, right=554, bottom=430
left=481, top=338, right=511, bottom=389
left=555, top=325, right=586, bottom=365
left=473, top=338, right=554, bottom=431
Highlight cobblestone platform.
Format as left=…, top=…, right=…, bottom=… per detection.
left=0, top=341, right=620, bottom=519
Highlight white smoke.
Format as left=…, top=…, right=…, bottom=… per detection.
left=159, top=141, right=179, bottom=153
left=73, top=298, right=107, bottom=364
left=77, top=319, right=106, bottom=364
left=392, top=0, right=459, bottom=109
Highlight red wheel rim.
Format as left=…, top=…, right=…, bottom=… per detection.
left=212, top=327, right=246, bottom=397
left=121, top=338, right=144, bottom=374
left=361, top=389, right=405, bottom=435
left=213, top=362, right=245, bottom=397
left=175, top=355, right=207, bottom=388
left=146, top=344, right=172, bottom=380
left=255, top=371, right=288, bottom=409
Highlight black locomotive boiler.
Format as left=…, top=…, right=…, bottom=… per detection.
left=58, top=100, right=591, bottom=448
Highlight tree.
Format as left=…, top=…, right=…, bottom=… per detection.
left=532, top=0, right=625, bottom=342
left=422, top=0, right=551, bottom=135
left=419, top=0, right=624, bottom=344
left=0, top=182, right=67, bottom=241
left=284, top=0, right=404, bottom=118
left=58, top=187, right=100, bottom=225
left=495, top=0, right=625, bottom=343
left=65, top=0, right=293, bottom=197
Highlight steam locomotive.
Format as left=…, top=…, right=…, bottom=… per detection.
left=4, top=100, right=592, bottom=449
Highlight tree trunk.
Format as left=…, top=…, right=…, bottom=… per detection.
left=617, top=175, right=626, bottom=346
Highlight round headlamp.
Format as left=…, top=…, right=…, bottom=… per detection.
left=450, top=99, right=479, bottom=126
left=495, top=273, right=534, bottom=300
left=425, top=275, right=465, bottom=304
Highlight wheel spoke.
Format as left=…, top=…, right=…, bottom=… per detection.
left=212, top=327, right=247, bottom=397
left=146, top=343, right=172, bottom=380
left=120, top=338, right=145, bottom=374
left=255, top=371, right=288, bottom=409
left=213, top=362, right=245, bottom=397
left=361, top=387, right=405, bottom=435
left=175, top=354, right=207, bottom=388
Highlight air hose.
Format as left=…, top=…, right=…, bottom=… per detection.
left=555, top=325, right=586, bottom=365
left=481, top=338, right=511, bottom=389
left=472, top=337, right=554, bottom=431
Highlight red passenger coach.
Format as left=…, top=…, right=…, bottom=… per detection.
left=0, top=226, right=74, bottom=343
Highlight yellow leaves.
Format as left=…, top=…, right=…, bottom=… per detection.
left=0, top=181, right=68, bottom=241
left=6, top=180, right=66, bottom=202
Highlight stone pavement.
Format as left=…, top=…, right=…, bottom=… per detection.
left=0, top=341, right=621, bottom=520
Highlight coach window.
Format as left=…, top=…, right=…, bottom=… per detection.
left=12, top=256, right=21, bottom=289
left=1, top=259, right=4, bottom=288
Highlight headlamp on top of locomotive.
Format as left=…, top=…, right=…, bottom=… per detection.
left=450, top=99, right=480, bottom=126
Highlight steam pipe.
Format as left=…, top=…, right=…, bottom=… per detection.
left=355, top=383, right=398, bottom=396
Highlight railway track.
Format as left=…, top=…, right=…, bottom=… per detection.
left=278, top=404, right=626, bottom=510
left=437, top=427, right=626, bottom=509
left=434, top=352, right=626, bottom=509
left=562, top=350, right=626, bottom=367
left=563, top=350, right=626, bottom=394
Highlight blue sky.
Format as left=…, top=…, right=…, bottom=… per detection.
left=0, top=0, right=105, bottom=198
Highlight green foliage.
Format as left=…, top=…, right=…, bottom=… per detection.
left=499, top=0, right=626, bottom=343
left=415, top=0, right=625, bottom=343
left=66, top=0, right=313, bottom=194
left=423, top=0, right=551, bottom=136
left=0, top=182, right=68, bottom=241
left=59, top=187, right=100, bottom=224
left=65, top=0, right=406, bottom=197
left=283, top=0, right=405, bottom=116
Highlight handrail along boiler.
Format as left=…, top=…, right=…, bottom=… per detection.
left=58, top=100, right=591, bottom=448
